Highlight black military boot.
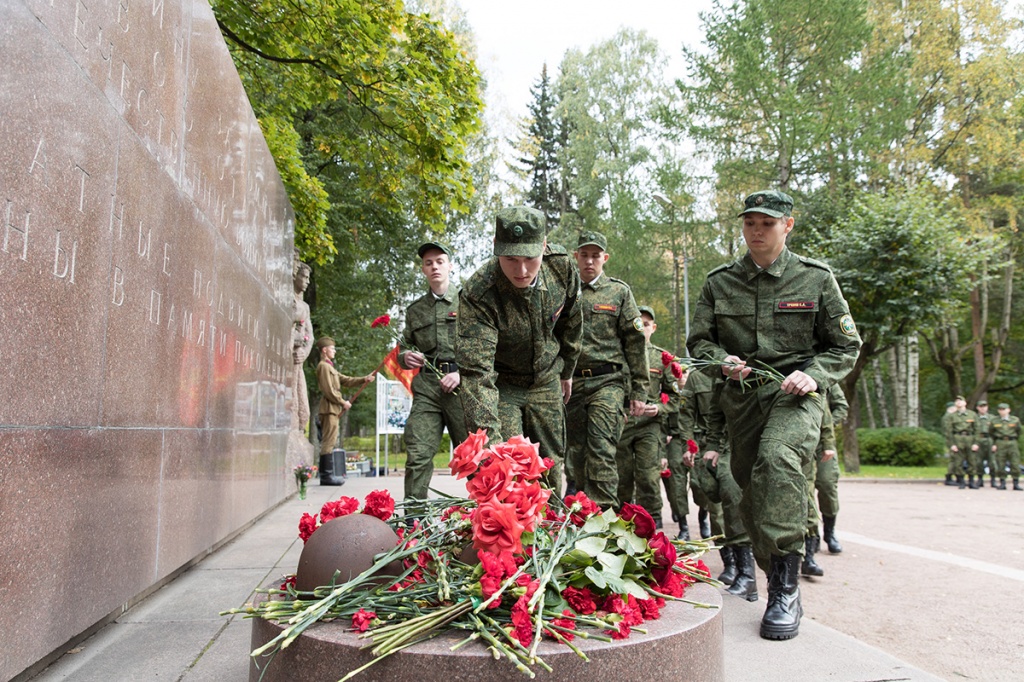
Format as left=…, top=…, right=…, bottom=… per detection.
left=976, top=476, right=985, bottom=488
left=726, top=545, right=758, bottom=602
left=822, top=516, right=843, bottom=554
left=991, top=476, right=997, bottom=488
left=318, top=453, right=345, bottom=486
left=969, top=475, right=980, bottom=489
left=677, top=521, right=690, bottom=542
left=760, top=554, right=803, bottom=640
left=698, top=508, right=712, bottom=539
left=997, top=479, right=1007, bottom=490
left=957, top=475, right=966, bottom=489
left=1014, top=478, right=1022, bottom=491
left=717, top=546, right=737, bottom=585
left=944, top=473, right=957, bottom=486
left=801, top=536, right=824, bottom=577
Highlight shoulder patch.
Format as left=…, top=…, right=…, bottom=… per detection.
left=632, top=317, right=644, bottom=332
left=839, top=314, right=857, bottom=336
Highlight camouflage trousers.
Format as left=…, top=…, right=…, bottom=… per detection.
left=993, top=441, right=1021, bottom=480
left=664, top=436, right=690, bottom=519
left=804, top=448, right=841, bottom=534
left=403, top=378, right=468, bottom=501
left=977, top=438, right=993, bottom=476
left=949, top=435, right=980, bottom=477
left=689, top=445, right=742, bottom=545
left=566, top=376, right=626, bottom=509
left=616, top=417, right=664, bottom=519
left=688, top=453, right=725, bottom=538
left=496, top=377, right=567, bottom=499
left=722, top=382, right=823, bottom=568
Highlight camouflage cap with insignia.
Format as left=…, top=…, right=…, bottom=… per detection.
left=576, top=230, right=608, bottom=251
left=978, top=400, right=988, bottom=407
left=738, top=190, right=794, bottom=218
left=494, top=206, right=546, bottom=258
left=998, top=402, right=1010, bottom=409
left=417, top=241, right=452, bottom=258
left=638, top=305, right=656, bottom=321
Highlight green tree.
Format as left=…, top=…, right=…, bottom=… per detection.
left=806, top=185, right=1000, bottom=471
left=516, top=65, right=563, bottom=227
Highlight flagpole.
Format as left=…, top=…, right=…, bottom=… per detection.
left=349, top=348, right=393, bottom=405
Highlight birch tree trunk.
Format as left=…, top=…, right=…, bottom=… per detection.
left=907, top=334, right=920, bottom=427
left=861, top=374, right=877, bottom=429
left=889, top=343, right=908, bottom=427
left=872, top=357, right=891, bottom=428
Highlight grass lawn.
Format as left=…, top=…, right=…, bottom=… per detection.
left=842, top=464, right=947, bottom=479
left=343, top=436, right=450, bottom=473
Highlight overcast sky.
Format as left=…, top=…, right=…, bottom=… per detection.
left=457, top=1, right=713, bottom=123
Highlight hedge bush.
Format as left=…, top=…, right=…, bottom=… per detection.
left=856, top=427, right=945, bottom=466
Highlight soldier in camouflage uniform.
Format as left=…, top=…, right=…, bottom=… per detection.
left=944, top=395, right=980, bottom=489
left=566, top=232, right=649, bottom=509
left=974, top=400, right=994, bottom=487
left=678, top=368, right=756, bottom=599
left=456, top=206, right=583, bottom=497
left=941, top=401, right=958, bottom=485
left=616, top=306, right=678, bottom=522
left=399, top=241, right=469, bottom=502
left=674, top=366, right=725, bottom=543
left=813, top=384, right=848, bottom=555
left=800, top=385, right=844, bottom=577
left=990, top=403, right=1022, bottom=491
left=688, top=190, right=861, bottom=640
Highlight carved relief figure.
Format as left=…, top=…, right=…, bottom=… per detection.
left=292, top=254, right=315, bottom=432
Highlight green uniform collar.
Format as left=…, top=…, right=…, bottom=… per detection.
left=742, top=246, right=793, bottom=281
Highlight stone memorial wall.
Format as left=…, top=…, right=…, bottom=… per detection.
left=0, top=1, right=295, bottom=678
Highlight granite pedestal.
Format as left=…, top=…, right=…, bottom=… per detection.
left=248, top=584, right=724, bottom=682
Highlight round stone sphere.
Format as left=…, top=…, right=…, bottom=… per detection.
left=295, top=513, right=402, bottom=591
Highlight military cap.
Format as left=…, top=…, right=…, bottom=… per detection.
left=315, top=336, right=335, bottom=349
left=738, top=189, right=794, bottom=218
left=998, top=402, right=1010, bottom=409
left=494, top=206, right=546, bottom=258
left=955, top=394, right=966, bottom=401
left=418, top=241, right=452, bottom=259
left=638, top=305, right=656, bottom=321
left=977, top=400, right=988, bottom=407
left=577, top=230, right=608, bottom=251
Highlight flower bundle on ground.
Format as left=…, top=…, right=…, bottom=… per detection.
left=293, top=463, right=318, bottom=499
left=225, top=433, right=717, bottom=680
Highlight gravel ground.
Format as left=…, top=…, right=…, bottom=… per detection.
left=691, top=479, right=1024, bottom=681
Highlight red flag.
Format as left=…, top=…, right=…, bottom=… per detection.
left=381, top=346, right=418, bottom=394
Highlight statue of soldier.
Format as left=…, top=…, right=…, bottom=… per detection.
left=292, top=255, right=315, bottom=432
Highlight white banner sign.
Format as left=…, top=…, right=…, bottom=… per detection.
left=376, top=378, right=412, bottom=435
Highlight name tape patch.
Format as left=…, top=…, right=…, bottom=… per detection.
left=593, top=303, right=618, bottom=313
left=778, top=301, right=815, bottom=310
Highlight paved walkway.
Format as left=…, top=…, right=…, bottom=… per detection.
left=28, top=474, right=972, bottom=682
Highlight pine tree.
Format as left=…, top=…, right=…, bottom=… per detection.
left=518, top=64, right=562, bottom=227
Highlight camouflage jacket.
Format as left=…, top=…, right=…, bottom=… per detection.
left=456, top=249, right=583, bottom=439
left=944, top=409, right=978, bottom=446
left=990, top=416, right=1021, bottom=442
left=399, top=286, right=459, bottom=388
left=818, top=384, right=848, bottom=454
left=577, top=274, right=649, bottom=402
left=627, top=344, right=682, bottom=430
left=677, top=368, right=727, bottom=452
left=688, top=248, right=861, bottom=391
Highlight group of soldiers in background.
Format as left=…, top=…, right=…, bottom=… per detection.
left=942, top=396, right=1022, bottom=490
left=375, top=191, right=859, bottom=641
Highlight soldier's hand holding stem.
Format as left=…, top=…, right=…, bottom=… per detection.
left=951, top=445, right=960, bottom=453
left=971, top=443, right=979, bottom=451
left=637, top=401, right=657, bottom=417
left=780, top=370, right=817, bottom=396
left=822, top=449, right=837, bottom=462
left=704, top=450, right=720, bottom=467
left=440, top=372, right=460, bottom=394
left=721, top=355, right=750, bottom=381
left=404, top=351, right=425, bottom=369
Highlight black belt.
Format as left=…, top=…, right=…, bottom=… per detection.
left=574, top=363, right=621, bottom=378
left=994, top=436, right=1017, bottom=441
left=435, top=360, right=458, bottom=374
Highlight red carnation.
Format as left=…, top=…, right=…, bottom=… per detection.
left=638, top=598, right=661, bottom=620
left=362, top=490, right=396, bottom=521
left=670, top=361, right=683, bottom=379
left=280, top=574, right=297, bottom=591
left=660, top=392, right=670, bottom=405
left=661, top=350, right=674, bottom=366
left=510, top=595, right=534, bottom=647
left=351, top=608, right=377, bottom=632
left=563, top=491, right=601, bottom=526
left=649, top=531, right=678, bottom=584
left=320, top=496, right=359, bottom=524
left=298, top=513, right=319, bottom=543
left=546, top=609, right=577, bottom=641
left=620, top=502, right=656, bottom=539
left=370, top=314, right=391, bottom=328
left=562, top=586, right=597, bottom=615
left=687, top=439, right=699, bottom=455
left=660, top=468, right=672, bottom=478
